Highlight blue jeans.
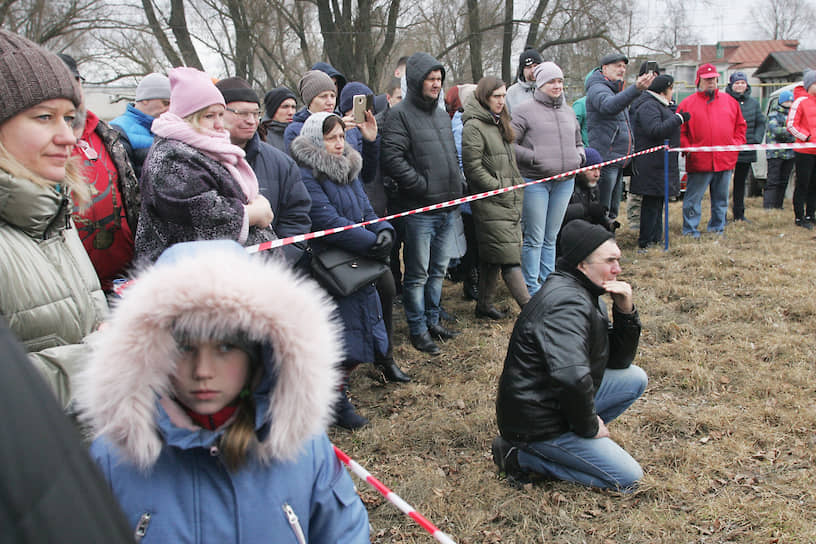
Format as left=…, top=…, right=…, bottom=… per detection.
left=598, top=165, right=623, bottom=219
left=682, top=170, right=731, bottom=236
left=517, top=365, right=648, bottom=492
left=521, top=178, right=574, bottom=295
left=402, top=211, right=456, bottom=335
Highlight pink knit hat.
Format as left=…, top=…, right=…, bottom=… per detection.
left=168, top=66, right=225, bottom=118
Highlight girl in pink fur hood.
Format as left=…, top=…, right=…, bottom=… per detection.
left=74, top=240, right=369, bottom=543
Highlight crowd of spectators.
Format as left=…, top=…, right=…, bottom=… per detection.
left=2, top=26, right=815, bottom=538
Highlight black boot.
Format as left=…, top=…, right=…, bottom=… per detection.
left=375, top=357, right=411, bottom=383
left=475, top=262, right=505, bottom=320
left=462, top=266, right=479, bottom=301
left=332, top=370, right=368, bottom=430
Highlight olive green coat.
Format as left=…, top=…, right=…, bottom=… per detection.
left=461, top=96, right=523, bottom=265
left=0, top=170, right=107, bottom=408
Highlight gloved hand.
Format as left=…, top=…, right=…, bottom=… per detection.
left=677, top=111, right=691, bottom=123
left=369, top=229, right=394, bottom=261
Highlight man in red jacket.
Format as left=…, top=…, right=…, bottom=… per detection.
left=677, top=64, right=747, bottom=238
left=786, top=69, right=816, bottom=229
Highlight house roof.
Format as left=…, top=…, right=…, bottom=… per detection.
left=671, top=40, right=799, bottom=69
left=753, top=50, right=816, bottom=79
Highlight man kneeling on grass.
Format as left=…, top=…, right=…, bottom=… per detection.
left=493, top=219, right=647, bottom=492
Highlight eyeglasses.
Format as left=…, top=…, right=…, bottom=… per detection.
left=225, top=108, right=262, bottom=120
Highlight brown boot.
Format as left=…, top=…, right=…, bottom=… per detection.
left=475, top=262, right=505, bottom=319
left=502, top=265, right=531, bottom=309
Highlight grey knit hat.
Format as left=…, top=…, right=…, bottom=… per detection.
left=0, top=29, right=81, bottom=125
left=299, top=111, right=340, bottom=148
left=534, top=61, right=564, bottom=88
left=135, top=73, right=171, bottom=101
left=298, top=70, right=336, bottom=109
left=803, top=69, right=816, bottom=93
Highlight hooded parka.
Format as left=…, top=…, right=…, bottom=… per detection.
left=461, top=95, right=523, bottom=264
left=75, top=242, right=369, bottom=544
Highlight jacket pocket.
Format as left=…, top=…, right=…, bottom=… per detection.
left=282, top=503, right=307, bottom=544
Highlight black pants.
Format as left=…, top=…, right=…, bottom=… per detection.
left=793, top=153, right=816, bottom=220
left=763, top=157, right=795, bottom=209
left=638, top=194, right=664, bottom=248
left=731, top=162, right=751, bottom=219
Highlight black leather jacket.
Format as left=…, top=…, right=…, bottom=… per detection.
left=496, top=268, right=641, bottom=442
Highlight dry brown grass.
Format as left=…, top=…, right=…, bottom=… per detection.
left=331, top=196, right=816, bottom=544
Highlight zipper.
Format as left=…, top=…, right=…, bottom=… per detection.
left=283, top=503, right=307, bottom=544
left=134, top=512, right=151, bottom=542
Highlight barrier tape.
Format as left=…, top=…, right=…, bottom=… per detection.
left=245, top=145, right=666, bottom=253
left=244, top=140, right=816, bottom=254
left=671, top=141, right=816, bottom=153
left=334, top=445, right=457, bottom=544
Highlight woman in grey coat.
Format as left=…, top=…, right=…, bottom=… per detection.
left=511, top=62, right=585, bottom=296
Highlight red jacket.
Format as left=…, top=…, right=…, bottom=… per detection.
left=786, top=85, right=816, bottom=155
left=678, top=89, right=747, bottom=173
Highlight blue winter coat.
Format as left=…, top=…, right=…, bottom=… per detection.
left=245, top=133, right=312, bottom=265
left=585, top=68, right=643, bottom=163
left=284, top=107, right=311, bottom=153
left=76, top=241, right=369, bottom=544
left=290, top=135, right=392, bottom=365
left=110, top=104, right=156, bottom=150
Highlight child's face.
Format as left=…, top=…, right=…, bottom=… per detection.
left=171, top=340, right=250, bottom=415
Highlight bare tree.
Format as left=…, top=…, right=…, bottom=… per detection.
left=751, top=0, right=814, bottom=41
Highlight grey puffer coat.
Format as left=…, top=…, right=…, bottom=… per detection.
left=0, top=170, right=107, bottom=408
left=511, top=90, right=584, bottom=180
left=461, top=96, right=523, bottom=264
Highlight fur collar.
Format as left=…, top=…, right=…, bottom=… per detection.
left=74, top=248, right=343, bottom=470
left=289, top=136, right=362, bottom=185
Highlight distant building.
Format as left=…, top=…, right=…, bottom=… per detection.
left=83, top=83, right=135, bottom=121
left=660, top=40, right=799, bottom=102
left=753, top=50, right=816, bottom=84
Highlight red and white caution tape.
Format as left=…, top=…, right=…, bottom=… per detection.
left=246, top=146, right=666, bottom=253
left=671, top=141, right=816, bottom=153
left=334, top=445, right=457, bottom=544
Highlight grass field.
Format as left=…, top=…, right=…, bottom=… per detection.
left=330, top=196, right=816, bottom=544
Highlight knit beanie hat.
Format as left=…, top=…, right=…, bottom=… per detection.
left=135, top=73, right=170, bottom=101
left=264, top=87, right=297, bottom=118
left=649, top=74, right=674, bottom=94
left=583, top=147, right=603, bottom=167
left=300, top=111, right=339, bottom=148
left=215, top=77, right=259, bottom=105
left=803, top=69, right=816, bottom=93
left=338, top=81, right=373, bottom=115
left=298, top=70, right=336, bottom=110
left=168, top=67, right=225, bottom=119
left=729, top=71, right=748, bottom=85
left=558, top=219, right=614, bottom=270
left=534, top=61, right=563, bottom=88
left=778, top=90, right=794, bottom=105
left=0, top=29, right=81, bottom=125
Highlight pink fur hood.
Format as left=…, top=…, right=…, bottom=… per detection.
left=74, top=244, right=344, bottom=470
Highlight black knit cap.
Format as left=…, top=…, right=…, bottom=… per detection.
left=215, top=77, right=259, bottom=105
left=263, top=87, right=297, bottom=117
left=558, top=219, right=615, bottom=270
left=649, top=74, right=674, bottom=94
left=0, top=29, right=81, bottom=125
left=520, top=49, right=543, bottom=67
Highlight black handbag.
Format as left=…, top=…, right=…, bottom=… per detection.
left=310, top=247, right=388, bottom=297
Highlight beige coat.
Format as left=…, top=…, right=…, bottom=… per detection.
left=0, top=170, right=107, bottom=407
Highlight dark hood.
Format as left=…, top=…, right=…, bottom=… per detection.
left=406, top=52, right=445, bottom=109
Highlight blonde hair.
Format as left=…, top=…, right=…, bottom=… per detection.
left=0, top=139, right=90, bottom=206
left=183, top=104, right=223, bottom=133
